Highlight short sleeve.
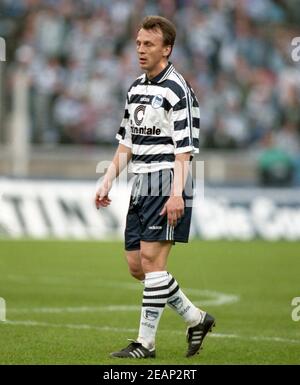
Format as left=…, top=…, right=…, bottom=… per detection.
left=116, top=95, right=132, bottom=149
left=171, top=91, right=200, bottom=155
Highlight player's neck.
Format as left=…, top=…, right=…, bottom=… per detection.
left=146, top=60, right=168, bottom=80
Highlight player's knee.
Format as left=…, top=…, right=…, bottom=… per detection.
left=140, top=250, right=156, bottom=271
left=130, top=268, right=144, bottom=281
left=128, top=265, right=144, bottom=280
left=140, top=249, right=152, bottom=262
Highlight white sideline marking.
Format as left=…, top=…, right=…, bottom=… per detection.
left=2, top=320, right=300, bottom=345
left=3, top=320, right=137, bottom=334
left=8, top=305, right=140, bottom=314
left=6, top=275, right=240, bottom=307
left=183, top=288, right=239, bottom=307
left=8, top=299, right=240, bottom=314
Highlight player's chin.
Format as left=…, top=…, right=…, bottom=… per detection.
left=139, top=61, right=148, bottom=70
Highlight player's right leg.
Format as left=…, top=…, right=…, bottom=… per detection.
left=109, top=248, right=154, bottom=359
left=126, top=250, right=144, bottom=281
left=110, top=243, right=171, bottom=359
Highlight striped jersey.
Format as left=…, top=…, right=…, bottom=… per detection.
left=116, top=62, right=200, bottom=173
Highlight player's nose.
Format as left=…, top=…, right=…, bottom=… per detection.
left=137, top=44, right=145, bottom=54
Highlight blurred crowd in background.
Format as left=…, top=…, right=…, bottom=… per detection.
left=1, top=0, right=300, bottom=173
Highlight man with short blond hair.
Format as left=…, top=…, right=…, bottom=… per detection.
left=95, top=15, right=215, bottom=359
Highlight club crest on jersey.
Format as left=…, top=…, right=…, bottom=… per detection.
left=151, top=94, right=163, bottom=109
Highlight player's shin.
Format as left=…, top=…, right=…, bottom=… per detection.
left=137, top=271, right=169, bottom=350
left=167, top=272, right=206, bottom=327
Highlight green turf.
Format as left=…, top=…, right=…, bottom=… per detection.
left=0, top=240, right=299, bottom=364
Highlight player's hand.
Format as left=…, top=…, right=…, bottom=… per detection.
left=160, top=196, right=184, bottom=226
left=95, top=180, right=112, bottom=209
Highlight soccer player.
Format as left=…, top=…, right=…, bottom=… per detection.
left=95, top=15, right=215, bottom=359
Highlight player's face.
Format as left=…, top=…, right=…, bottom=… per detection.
left=136, top=28, right=171, bottom=78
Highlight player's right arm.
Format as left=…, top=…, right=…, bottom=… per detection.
left=95, top=86, right=134, bottom=209
left=95, top=143, right=132, bottom=209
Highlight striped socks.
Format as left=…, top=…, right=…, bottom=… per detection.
left=137, top=271, right=169, bottom=350
left=167, top=273, right=206, bottom=326
left=137, top=271, right=206, bottom=350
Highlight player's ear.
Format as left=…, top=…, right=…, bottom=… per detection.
left=163, top=45, right=172, bottom=58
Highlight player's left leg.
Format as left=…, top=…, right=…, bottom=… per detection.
left=165, top=271, right=215, bottom=357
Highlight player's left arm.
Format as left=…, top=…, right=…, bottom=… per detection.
left=160, top=152, right=191, bottom=226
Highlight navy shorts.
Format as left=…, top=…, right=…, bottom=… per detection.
left=125, top=169, right=193, bottom=251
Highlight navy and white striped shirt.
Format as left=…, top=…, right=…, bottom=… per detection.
left=116, top=62, right=200, bottom=173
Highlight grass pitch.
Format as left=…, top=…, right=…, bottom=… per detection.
left=0, top=240, right=299, bottom=365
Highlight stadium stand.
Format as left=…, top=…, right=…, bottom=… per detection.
left=0, top=0, right=300, bottom=184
